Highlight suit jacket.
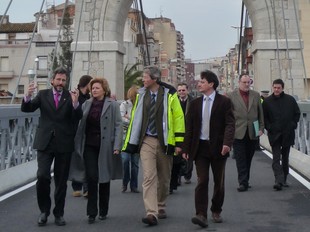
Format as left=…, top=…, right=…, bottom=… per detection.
left=227, top=89, right=264, bottom=140
left=182, top=92, right=235, bottom=160
left=21, top=88, right=82, bottom=153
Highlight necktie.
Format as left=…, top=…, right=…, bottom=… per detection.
left=202, top=97, right=210, bottom=138
left=54, top=92, right=60, bottom=108
left=148, top=93, right=156, bottom=134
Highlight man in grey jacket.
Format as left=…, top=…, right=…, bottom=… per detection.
left=227, top=73, right=264, bottom=192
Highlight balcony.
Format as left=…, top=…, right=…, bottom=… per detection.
left=0, top=71, right=14, bottom=78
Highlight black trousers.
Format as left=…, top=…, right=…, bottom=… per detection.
left=84, top=146, right=110, bottom=217
left=271, top=137, right=290, bottom=184
left=36, top=141, right=71, bottom=217
left=233, top=132, right=256, bottom=187
left=194, top=140, right=227, bottom=217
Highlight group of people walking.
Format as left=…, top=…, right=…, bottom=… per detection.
left=21, top=66, right=300, bottom=229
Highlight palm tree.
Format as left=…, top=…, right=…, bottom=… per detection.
left=124, top=63, right=143, bottom=95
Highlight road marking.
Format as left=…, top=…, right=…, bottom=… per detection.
left=263, top=149, right=310, bottom=190
left=0, top=173, right=53, bottom=202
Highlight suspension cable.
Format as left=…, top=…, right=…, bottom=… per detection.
left=0, top=0, right=13, bottom=27
left=50, top=0, right=69, bottom=76
left=139, top=0, right=150, bottom=66
left=10, top=0, right=45, bottom=104
left=292, top=0, right=308, bottom=98
left=264, top=0, right=272, bottom=39
left=87, top=0, right=98, bottom=75
left=237, top=2, right=244, bottom=74
left=69, top=0, right=85, bottom=89
left=280, top=0, right=294, bottom=94
left=271, top=0, right=282, bottom=79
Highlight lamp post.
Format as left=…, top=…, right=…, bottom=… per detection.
left=27, top=69, right=35, bottom=83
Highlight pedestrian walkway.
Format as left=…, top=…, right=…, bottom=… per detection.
left=1, top=150, right=310, bottom=232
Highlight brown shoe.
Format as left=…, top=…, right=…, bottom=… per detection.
left=142, top=214, right=158, bottom=226
left=212, top=212, right=223, bottom=223
left=72, top=191, right=82, bottom=197
left=191, top=214, right=208, bottom=228
left=158, top=209, right=167, bottom=219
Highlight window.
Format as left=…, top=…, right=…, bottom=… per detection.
left=18, top=85, right=24, bottom=94
left=0, top=56, right=9, bottom=71
left=38, top=56, right=48, bottom=70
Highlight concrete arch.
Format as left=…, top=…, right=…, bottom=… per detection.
left=72, top=0, right=306, bottom=99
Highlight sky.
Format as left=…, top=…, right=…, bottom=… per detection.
left=0, top=0, right=242, bottom=61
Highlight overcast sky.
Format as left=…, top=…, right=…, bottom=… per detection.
left=1, top=0, right=242, bottom=61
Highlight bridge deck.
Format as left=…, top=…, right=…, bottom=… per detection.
left=1, top=150, right=310, bottom=232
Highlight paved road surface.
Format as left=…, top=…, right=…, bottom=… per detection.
left=1, top=150, right=310, bottom=232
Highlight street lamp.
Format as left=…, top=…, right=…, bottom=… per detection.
left=231, top=26, right=242, bottom=43
left=27, top=69, right=35, bottom=83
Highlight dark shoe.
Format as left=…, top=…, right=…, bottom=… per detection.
left=158, top=209, right=167, bottom=219
left=131, top=188, right=140, bottom=193
left=169, top=188, right=173, bottom=194
left=273, top=183, right=283, bottom=191
left=88, top=216, right=95, bottom=224
left=212, top=212, right=223, bottom=223
left=83, top=191, right=88, bottom=198
left=37, top=213, right=48, bottom=226
left=237, top=184, right=248, bottom=192
left=142, top=214, right=158, bottom=226
left=54, top=216, right=66, bottom=226
left=177, top=176, right=182, bottom=186
left=99, top=215, right=107, bottom=220
left=121, top=186, right=127, bottom=193
left=283, top=182, right=289, bottom=187
left=191, top=214, right=208, bottom=228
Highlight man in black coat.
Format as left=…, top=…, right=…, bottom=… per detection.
left=262, top=79, right=300, bottom=191
left=21, top=67, right=82, bottom=226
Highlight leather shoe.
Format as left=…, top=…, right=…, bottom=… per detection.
left=273, top=183, right=283, bottom=191
left=191, top=214, right=208, bottom=228
left=237, top=184, right=248, bottom=192
left=99, top=215, right=107, bottom=220
left=88, top=216, right=95, bottom=224
left=212, top=212, right=223, bottom=223
left=158, top=209, right=167, bottom=219
left=121, top=186, right=127, bottom=193
left=131, top=188, right=140, bottom=193
left=142, top=214, right=158, bottom=226
left=37, top=213, right=48, bottom=226
left=283, top=182, right=289, bottom=187
left=54, top=216, right=66, bottom=226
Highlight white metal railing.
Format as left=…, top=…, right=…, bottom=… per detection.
left=0, top=101, right=310, bottom=171
left=0, top=104, right=39, bottom=171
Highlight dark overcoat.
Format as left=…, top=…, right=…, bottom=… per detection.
left=262, top=92, right=300, bottom=146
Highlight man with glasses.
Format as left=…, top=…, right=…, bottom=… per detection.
left=169, top=83, right=193, bottom=194
left=227, top=73, right=264, bottom=192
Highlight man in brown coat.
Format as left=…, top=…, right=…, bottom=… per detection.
left=182, top=70, right=235, bottom=228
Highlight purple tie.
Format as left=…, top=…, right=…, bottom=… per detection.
left=54, top=92, right=60, bottom=108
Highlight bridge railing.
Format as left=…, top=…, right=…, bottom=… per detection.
left=1, top=102, right=310, bottom=171
left=0, top=104, right=39, bottom=171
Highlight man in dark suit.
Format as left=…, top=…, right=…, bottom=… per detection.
left=21, top=67, right=82, bottom=226
left=182, top=70, right=235, bottom=228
